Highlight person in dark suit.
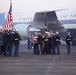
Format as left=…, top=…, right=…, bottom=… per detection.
left=49, top=32, right=55, bottom=54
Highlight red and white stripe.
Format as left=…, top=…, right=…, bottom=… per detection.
left=3, top=12, right=13, bottom=32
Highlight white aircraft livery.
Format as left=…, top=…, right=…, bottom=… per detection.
left=0, top=10, right=76, bottom=36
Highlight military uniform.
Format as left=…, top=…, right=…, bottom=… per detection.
left=66, top=35, right=72, bottom=54
left=33, top=36, right=39, bottom=54
left=13, top=31, right=21, bottom=56
left=43, top=35, right=49, bottom=54
left=55, top=34, right=60, bottom=55
left=38, top=34, right=43, bottom=54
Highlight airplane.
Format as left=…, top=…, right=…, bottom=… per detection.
left=0, top=9, right=76, bottom=45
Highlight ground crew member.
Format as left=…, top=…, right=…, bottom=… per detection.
left=66, top=31, right=72, bottom=54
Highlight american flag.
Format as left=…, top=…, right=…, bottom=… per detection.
left=2, top=1, right=13, bottom=32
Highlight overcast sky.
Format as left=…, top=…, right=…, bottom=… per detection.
left=0, top=0, right=76, bottom=22
left=0, top=0, right=76, bottom=13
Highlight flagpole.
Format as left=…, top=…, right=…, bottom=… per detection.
left=10, top=0, right=13, bottom=31
left=2, top=0, right=13, bottom=32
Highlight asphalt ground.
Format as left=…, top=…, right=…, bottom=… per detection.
left=0, top=41, right=76, bottom=75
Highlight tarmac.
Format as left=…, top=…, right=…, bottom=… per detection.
left=0, top=41, right=76, bottom=75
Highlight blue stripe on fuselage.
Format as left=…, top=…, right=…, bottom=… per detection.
left=59, top=19, right=76, bottom=24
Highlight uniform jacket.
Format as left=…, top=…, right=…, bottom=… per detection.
left=55, top=35, right=60, bottom=44
left=13, top=32, right=21, bottom=44
left=38, top=35, right=42, bottom=44
left=7, top=33, right=14, bottom=44
left=43, top=35, right=49, bottom=44
left=66, top=35, right=72, bottom=45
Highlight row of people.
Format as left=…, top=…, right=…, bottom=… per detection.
left=2, top=30, right=22, bottom=57
left=33, top=31, right=60, bottom=55
left=32, top=31, right=72, bottom=55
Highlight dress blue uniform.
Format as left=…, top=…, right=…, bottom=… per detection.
left=66, top=34, right=72, bottom=54
left=43, top=35, right=49, bottom=54
left=13, top=31, right=21, bottom=56
left=33, top=36, right=39, bottom=54
left=55, top=34, right=60, bottom=55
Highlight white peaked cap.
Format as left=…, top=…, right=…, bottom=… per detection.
left=56, top=31, right=59, bottom=34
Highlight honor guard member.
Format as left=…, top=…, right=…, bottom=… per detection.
left=13, top=30, right=22, bottom=57
left=66, top=31, right=72, bottom=54
left=55, top=31, right=60, bottom=55
left=8, top=30, right=14, bottom=56
left=33, top=33, right=39, bottom=54
left=38, top=32, right=43, bottom=54
left=2, top=30, right=8, bottom=56
left=43, top=32, right=49, bottom=54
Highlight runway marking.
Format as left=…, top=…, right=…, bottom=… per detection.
left=45, top=56, right=56, bottom=75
